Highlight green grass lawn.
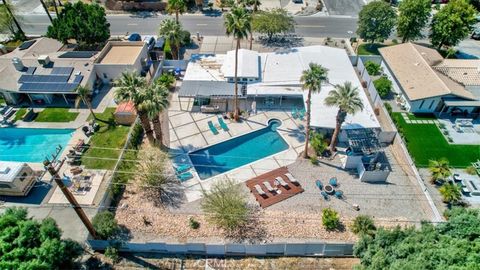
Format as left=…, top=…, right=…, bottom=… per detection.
left=34, top=108, right=79, bottom=122
left=14, top=108, right=27, bottom=121
left=357, top=43, right=389, bottom=55
left=393, top=113, right=480, bottom=168
left=81, top=108, right=131, bottom=170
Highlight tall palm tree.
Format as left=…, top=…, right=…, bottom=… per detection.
left=300, top=63, right=328, bottom=158
left=114, top=72, right=155, bottom=144
left=324, top=81, right=364, bottom=152
left=140, top=82, right=170, bottom=147
left=1, top=0, right=25, bottom=39
left=158, top=18, right=182, bottom=60
left=428, top=158, right=452, bottom=184
left=75, top=86, right=97, bottom=120
left=167, top=0, right=186, bottom=23
left=225, top=6, right=251, bottom=121
left=439, top=183, right=462, bottom=204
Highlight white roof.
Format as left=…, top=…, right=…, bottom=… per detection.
left=0, top=161, right=26, bottom=183
left=221, top=49, right=260, bottom=78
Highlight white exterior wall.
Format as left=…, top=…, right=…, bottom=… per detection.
left=380, top=61, right=402, bottom=95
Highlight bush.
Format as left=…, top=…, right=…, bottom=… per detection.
left=384, top=102, right=392, bottom=115
left=104, top=246, right=120, bottom=263
left=189, top=217, right=200, bottom=229
left=322, top=208, right=340, bottom=230
left=443, top=130, right=449, bottom=135
left=465, top=166, right=477, bottom=175
left=310, top=155, right=319, bottom=165
left=373, top=77, right=392, bottom=98
left=92, top=211, right=120, bottom=240
left=310, top=132, right=328, bottom=155
left=365, top=61, right=382, bottom=76
left=180, top=30, right=191, bottom=46
left=351, top=215, right=376, bottom=235
left=156, top=73, right=176, bottom=89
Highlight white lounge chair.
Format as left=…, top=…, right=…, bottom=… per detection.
left=254, top=184, right=266, bottom=196
left=284, top=173, right=298, bottom=184
left=275, top=177, right=289, bottom=188
left=263, top=181, right=275, bottom=192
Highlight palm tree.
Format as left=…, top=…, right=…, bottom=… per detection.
left=428, top=158, right=452, bottom=184
left=324, top=81, right=364, bottom=152
left=300, top=63, right=328, bottom=158
left=75, top=86, right=97, bottom=120
left=158, top=18, right=182, bottom=60
left=167, top=0, right=186, bottom=23
left=225, top=6, right=252, bottom=121
left=1, top=0, right=25, bottom=39
left=139, top=82, right=170, bottom=147
left=114, top=71, right=155, bottom=144
left=439, top=183, right=462, bottom=204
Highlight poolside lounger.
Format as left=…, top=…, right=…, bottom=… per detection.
left=275, top=177, right=289, bottom=188
left=284, top=173, right=298, bottom=184
left=177, top=171, right=193, bottom=181
left=208, top=121, right=219, bottom=135
left=320, top=191, right=329, bottom=200
left=329, top=177, right=338, bottom=187
left=218, top=117, right=229, bottom=132
left=263, top=181, right=275, bottom=193
left=315, top=180, right=323, bottom=190
left=254, top=184, right=267, bottom=196
left=175, top=164, right=191, bottom=173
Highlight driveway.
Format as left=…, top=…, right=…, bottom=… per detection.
left=323, top=0, right=364, bottom=17
left=455, top=38, right=480, bottom=59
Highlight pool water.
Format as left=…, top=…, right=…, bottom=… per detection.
left=189, top=119, right=289, bottom=180
left=0, top=128, right=75, bottom=163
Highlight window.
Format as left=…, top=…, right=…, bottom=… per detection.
left=19, top=172, right=28, bottom=182
left=419, top=100, right=425, bottom=109
left=0, top=183, right=11, bottom=189
left=428, top=100, right=435, bottom=110
left=241, top=78, right=247, bottom=82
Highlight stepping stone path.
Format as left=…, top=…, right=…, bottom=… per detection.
left=400, top=113, right=437, bottom=125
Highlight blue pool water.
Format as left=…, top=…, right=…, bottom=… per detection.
left=189, top=119, right=289, bottom=180
left=0, top=128, right=75, bottom=163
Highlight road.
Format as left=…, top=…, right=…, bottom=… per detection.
left=19, top=14, right=358, bottom=38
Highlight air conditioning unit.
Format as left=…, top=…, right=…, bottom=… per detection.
left=38, top=55, right=50, bottom=66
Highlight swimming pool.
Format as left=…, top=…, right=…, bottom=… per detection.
left=189, top=119, right=289, bottom=180
left=0, top=128, right=75, bottom=163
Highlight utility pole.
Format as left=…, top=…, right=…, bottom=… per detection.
left=43, top=146, right=98, bottom=239
left=39, top=0, right=53, bottom=23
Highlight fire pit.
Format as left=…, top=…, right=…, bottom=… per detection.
left=324, top=185, right=334, bottom=194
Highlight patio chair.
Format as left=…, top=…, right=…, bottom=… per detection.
left=254, top=184, right=267, bottom=196
left=177, top=171, right=193, bottom=181
left=320, top=191, right=329, bottom=200
left=218, top=117, right=229, bottom=132
left=208, top=121, right=219, bottom=135
left=334, top=190, right=343, bottom=199
left=174, top=164, right=191, bottom=174
left=315, top=180, right=323, bottom=190
left=329, top=177, right=338, bottom=187
left=275, top=177, right=289, bottom=188
left=263, top=181, right=276, bottom=193
left=284, top=173, right=299, bottom=185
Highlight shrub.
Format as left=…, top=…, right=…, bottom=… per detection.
left=465, top=166, right=477, bottom=175
left=364, top=61, right=382, bottom=76
left=322, top=208, right=340, bottom=230
left=189, top=217, right=200, bottom=229
left=351, top=215, right=376, bottom=235
left=92, top=211, right=120, bottom=240
left=310, top=155, right=319, bottom=165
left=443, top=130, right=449, bottom=135
left=310, top=132, right=327, bottom=155
left=104, top=246, right=120, bottom=263
left=373, top=77, right=392, bottom=98
left=156, top=73, right=176, bottom=89
left=384, top=102, right=392, bottom=115
left=439, top=183, right=462, bottom=204
left=448, top=137, right=453, bottom=143
left=180, top=30, right=191, bottom=46
left=392, top=39, right=398, bottom=44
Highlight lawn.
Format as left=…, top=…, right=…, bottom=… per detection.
left=14, top=108, right=27, bottom=121
left=35, top=108, right=79, bottom=122
left=357, top=43, right=389, bottom=55
left=81, top=108, right=131, bottom=170
left=393, top=113, right=480, bottom=168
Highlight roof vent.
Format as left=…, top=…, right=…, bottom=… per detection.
left=38, top=55, right=50, bottom=66
left=12, top=57, right=25, bottom=71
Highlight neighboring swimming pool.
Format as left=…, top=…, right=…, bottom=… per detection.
left=189, top=119, right=289, bottom=180
left=0, top=128, right=75, bottom=163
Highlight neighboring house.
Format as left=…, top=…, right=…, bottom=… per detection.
left=379, top=43, right=480, bottom=115
left=0, top=162, right=36, bottom=196
left=179, top=46, right=381, bottom=140
left=0, top=38, right=149, bottom=105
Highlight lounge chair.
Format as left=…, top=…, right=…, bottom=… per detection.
left=254, top=184, right=267, bottom=196
left=218, top=117, right=229, bottom=131
left=315, top=180, right=323, bottom=190
left=334, top=190, right=343, bottom=199
left=263, top=181, right=275, bottom=193
left=208, top=121, right=219, bottom=135
left=329, top=177, right=338, bottom=187
left=320, top=191, right=329, bottom=200
left=177, top=171, right=193, bottom=181
left=284, top=173, right=298, bottom=184
left=275, top=177, right=289, bottom=188
left=175, top=164, right=191, bottom=174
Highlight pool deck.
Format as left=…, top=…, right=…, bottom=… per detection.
left=168, top=92, right=306, bottom=202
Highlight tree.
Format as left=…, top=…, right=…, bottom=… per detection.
left=430, top=0, right=476, bottom=49
left=351, top=215, right=376, bottom=236
left=114, top=71, right=155, bottom=144
left=201, top=178, right=249, bottom=231
left=397, top=0, right=431, bottom=43
left=252, top=8, right=294, bottom=41
left=364, top=61, right=382, bottom=76
left=75, top=86, right=97, bottom=120
left=167, top=0, right=186, bottom=23
left=139, top=82, right=170, bottom=147
left=225, top=6, right=252, bottom=121
left=0, top=207, right=83, bottom=269
left=428, top=158, right=452, bottom=184
left=158, top=18, right=183, bottom=60
left=47, top=2, right=110, bottom=46
left=156, top=73, right=176, bottom=90
left=322, top=208, right=340, bottom=230
left=300, top=63, right=328, bottom=158
left=310, top=131, right=328, bottom=156
left=92, top=211, right=119, bottom=240
left=357, top=1, right=397, bottom=44
left=373, top=77, right=392, bottom=98
left=0, top=0, right=25, bottom=40
left=439, top=183, right=462, bottom=204
left=324, top=82, right=364, bottom=152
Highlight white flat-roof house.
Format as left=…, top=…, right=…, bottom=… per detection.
left=379, top=43, right=480, bottom=115
left=0, top=162, right=36, bottom=196
left=179, top=46, right=381, bottom=135
left=0, top=38, right=149, bottom=105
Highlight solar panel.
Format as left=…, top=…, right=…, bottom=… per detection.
left=19, top=83, right=79, bottom=93
left=25, top=67, right=36, bottom=75
left=18, top=75, right=69, bottom=83
left=18, top=40, right=36, bottom=50
left=73, top=75, right=83, bottom=84
left=58, top=51, right=97, bottom=58
left=51, top=67, right=74, bottom=76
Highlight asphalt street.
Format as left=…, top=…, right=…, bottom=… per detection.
left=19, top=14, right=358, bottom=38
